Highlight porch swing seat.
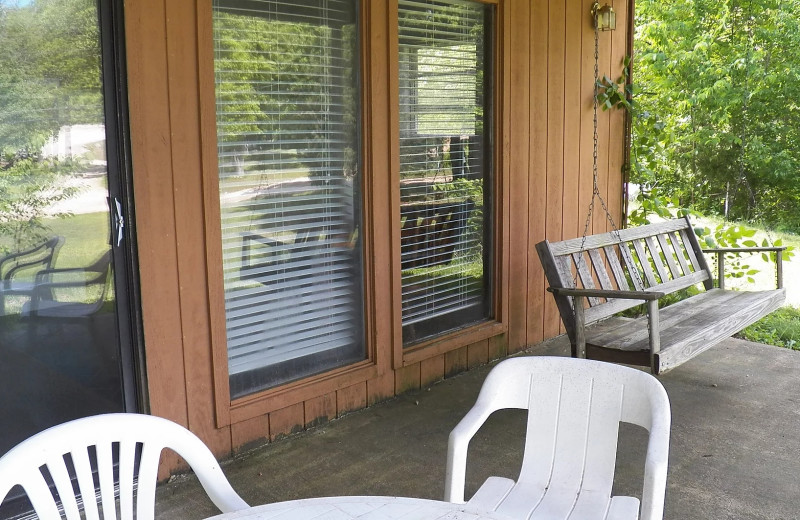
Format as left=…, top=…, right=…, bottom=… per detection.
left=536, top=217, right=786, bottom=374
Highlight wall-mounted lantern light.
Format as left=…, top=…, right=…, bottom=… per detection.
left=592, top=2, right=616, bottom=31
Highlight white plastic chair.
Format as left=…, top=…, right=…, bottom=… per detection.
left=445, top=357, right=671, bottom=520
left=0, top=413, right=248, bottom=520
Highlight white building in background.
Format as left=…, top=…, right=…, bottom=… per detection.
left=41, top=124, right=106, bottom=167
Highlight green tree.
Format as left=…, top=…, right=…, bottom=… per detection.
left=0, top=0, right=102, bottom=251
left=632, top=0, right=800, bottom=232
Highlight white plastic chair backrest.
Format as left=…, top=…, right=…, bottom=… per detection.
left=0, top=413, right=248, bottom=520
left=467, top=357, right=670, bottom=518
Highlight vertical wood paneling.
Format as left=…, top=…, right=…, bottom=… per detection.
left=269, top=403, right=304, bottom=441
left=543, top=0, right=566, bottom=338
left=444, top=347, right=468, bottom=378
left=366, top=371, right=395, bottom=406
left=337, top=382, right=368, bottom=417
left=545, top=0, right=565, bottom=244
left=466, top=339, right=490, bottom=369
left=305, top=393, right=337, bottom=428
left=527, top=0, right=550, bottom=344
left=507, top=0, right=531, bottom=353
left=420, top=355, right=445, bottom=387
left=394, top=364, right=420, bottom=394
left=579, top=0, right=597, bottom=242
left=230, top=414, right=269, bottom=453
left=563, top=0, right=583, bottom=242
left=488, top=334, right=508, bottom=361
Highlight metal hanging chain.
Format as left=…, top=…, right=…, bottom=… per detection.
left=574, top=13, right=645, bottom=291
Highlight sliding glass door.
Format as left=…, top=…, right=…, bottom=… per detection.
left=0, top=0, right=137, bottom=472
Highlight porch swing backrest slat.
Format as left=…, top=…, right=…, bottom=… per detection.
left=655, top=233, right=682, bottom=278
left=619, top=242, right=645, bottom=291
left=588, top=249, right=615, bottom=290
left=631, top=239, right=658, bottom=286
left=644, top=236, right=671, bottom=282
left=572, top=252, right=601, bottom=307
left=669, top=232, right=693, bottom=275
left=602, top=245, right=630, bottom=291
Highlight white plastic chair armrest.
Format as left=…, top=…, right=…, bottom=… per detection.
left=640, top=422, right=670, bottom=520
left=444, top=403, right=495, bottom=503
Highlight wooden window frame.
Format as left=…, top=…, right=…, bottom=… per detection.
left=389, top=0, right=509, bottom=369
left=198, top=0, right=390, bottom=428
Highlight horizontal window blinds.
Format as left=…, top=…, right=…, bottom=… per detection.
left=212, top=0, right=364, bottom=398
left=397, top=0, right=493, bottom=345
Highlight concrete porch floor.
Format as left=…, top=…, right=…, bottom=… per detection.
left=155, top=336, right=800, bottom=519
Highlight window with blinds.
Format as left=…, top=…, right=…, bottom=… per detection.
left=212, top=0, right=364, bottom=398
left=397, top=0, right=494, bottom=346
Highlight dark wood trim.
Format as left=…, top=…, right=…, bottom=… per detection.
left=493, top=0, right=510, bottom=328
left=363, top=0, right=393, bottom=378
left=195, top=0, right=233, bottom=429
left=388, top=0, right=403, bottom=370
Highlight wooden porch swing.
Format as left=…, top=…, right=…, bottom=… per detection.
left=535, top=4, right=786, bottom=375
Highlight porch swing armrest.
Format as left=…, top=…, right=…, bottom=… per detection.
left=548, top=287, right=665, bottom=300
left=703, top=246, right=786, bottom=254
left=703, top=246, right=787, bottom=289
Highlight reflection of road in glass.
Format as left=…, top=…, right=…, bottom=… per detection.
left=40, top=124, right=109, bottom=216
left=45, top=174, right=109, bottom=216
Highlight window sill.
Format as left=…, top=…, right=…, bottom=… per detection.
left=400, top=320, right=507, bottom=366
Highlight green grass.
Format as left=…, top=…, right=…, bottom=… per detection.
left=0, top=211, right=110, bottom=268
left=739, top=306, right=800, bottom=350
left=0, top=212, right=111, bottom=313
left=45, top=211, right=111, bottom=268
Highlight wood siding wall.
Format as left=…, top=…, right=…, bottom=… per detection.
left=124, top=0, right=631, bottom=475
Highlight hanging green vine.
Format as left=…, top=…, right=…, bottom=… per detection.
left=595, top=56, right=634, bottom=112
